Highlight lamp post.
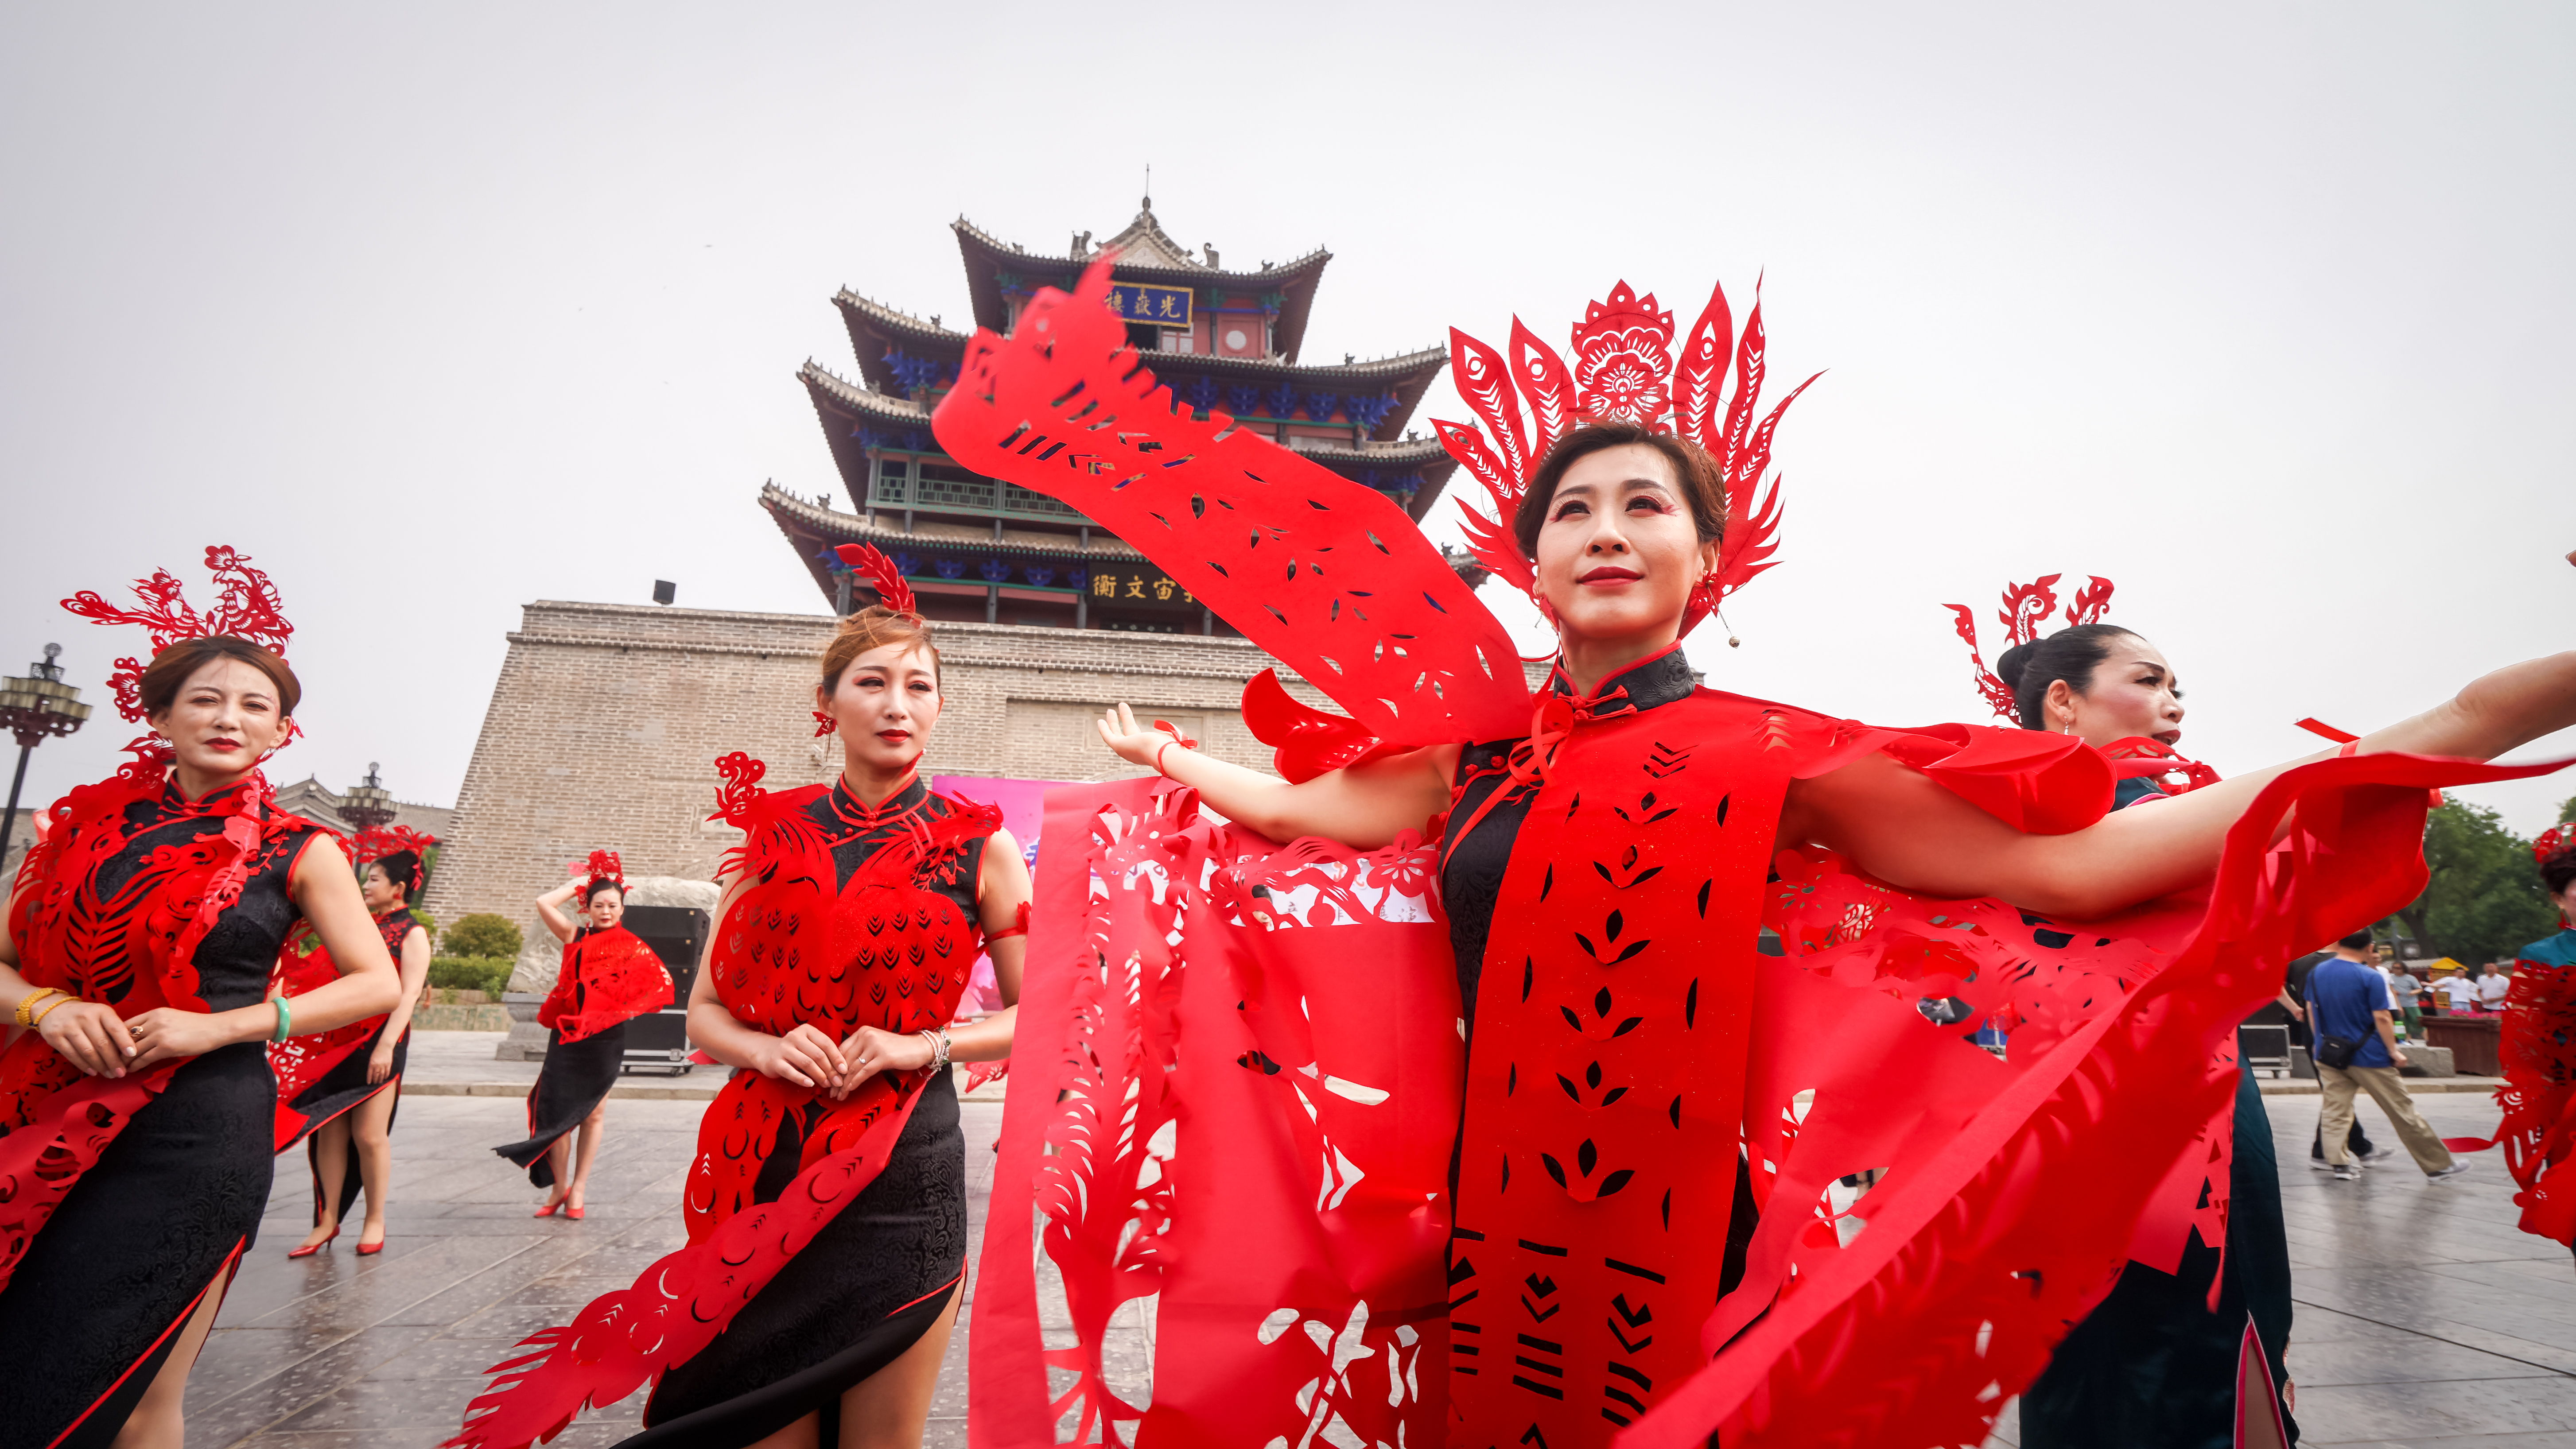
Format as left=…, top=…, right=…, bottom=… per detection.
left=341, top=762, right=397, bottom=832
left=0, top=645, right=93, bottom=871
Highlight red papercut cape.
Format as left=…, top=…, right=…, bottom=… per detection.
left=446, top=759, right=997, bottom=1449
left=536, top=925, right=673, bottom=1044
left=0, top=767, right=315, bottom=1293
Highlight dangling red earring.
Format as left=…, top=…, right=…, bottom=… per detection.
left=812, top=710, right=837, bottom=737
left=1534, top=592, right=1559, bottom=628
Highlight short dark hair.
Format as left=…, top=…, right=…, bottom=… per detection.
left=1511, top=422, right=1727, bottom=562
left=2339, top=928, right=2375, bottom=951
left=137, top=636, right=302, bottom=720
left=583, top=877, right=624, bottom=907
left=1996, top=625, right=2140, bottom=732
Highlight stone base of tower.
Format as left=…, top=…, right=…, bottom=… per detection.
left=419, top=599, right=1354, bottom=970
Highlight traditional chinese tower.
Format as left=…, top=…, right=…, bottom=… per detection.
left=761, top=199, right=1457, bottom=632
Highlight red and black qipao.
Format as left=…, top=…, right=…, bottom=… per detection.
left=490, top=924, right=672, bottom=1188
left=0, top=769, right=321, bottom=1447
left=270, top=907, right=427, bottom=1218
left=449, top=765, right=999, bottom=1449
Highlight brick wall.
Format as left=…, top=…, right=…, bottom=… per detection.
left=419, top=601, right=1375, bottom=953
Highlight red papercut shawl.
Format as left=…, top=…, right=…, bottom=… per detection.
left=536, top=925, right=673, bottom=1044
left=2443, top=932, right=2576, bottom=1245
left=928, top=264, right=2570, bottom=1446
left=0, top=767, right=314, bottom=1293
left=268, top=907, right=424, bottom=1152
left=446, top=757, right=998, bottom=1449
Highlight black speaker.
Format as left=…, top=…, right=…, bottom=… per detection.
left=620, top=905, right=708, bottom=1063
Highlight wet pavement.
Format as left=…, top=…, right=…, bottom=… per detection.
left=190, top=1035, right=2576, bottom=1447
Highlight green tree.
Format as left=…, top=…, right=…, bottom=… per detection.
left=2559, top=794, right=2575, bottom=826
left=2391, top=801, right=2560, bottom=965
left=442, top=912, right=524, bottom=959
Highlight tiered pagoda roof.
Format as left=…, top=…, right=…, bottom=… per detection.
left=764, top=201, right=1457, bottom=632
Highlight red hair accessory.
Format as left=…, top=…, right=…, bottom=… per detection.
left=1434, top=278, right=1822, bottom=639
left=2539, top=826, right=2571, bottom=867
left=834, top=543, right=917, bottom=618
left=568, top=849, right=625, bottom=893
left=1944, top=573, right=2115, bottom=721
left=354, top=824, right=439, bottom=893
left=61, top=545, right=297, bottom=763
left=987, top=900, right=1033, bottom=942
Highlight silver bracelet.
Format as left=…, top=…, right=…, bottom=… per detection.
left=918, top=1027, right=951, bottom=1071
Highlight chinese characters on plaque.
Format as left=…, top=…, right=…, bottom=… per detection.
left=1104, top=283, right=1193, bottom=329
left=1087, top=566, right=1197, bottom=609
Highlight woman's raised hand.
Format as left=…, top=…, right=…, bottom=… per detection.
left=831, top=1024, right=936, bottom=1100
left=1095, top=703, right=1167, bottom=769
left=38, top=999, right=136, bottom=1077
left=747, top=1021, right=848, bottom=1089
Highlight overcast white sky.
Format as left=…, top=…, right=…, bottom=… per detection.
left=3, top=3, right=2568, bottom=833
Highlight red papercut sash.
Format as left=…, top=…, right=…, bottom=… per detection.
left=445, top=1077, right=928, bottom=1449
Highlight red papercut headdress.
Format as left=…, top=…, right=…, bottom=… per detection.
left=2539, top=826, right=2572, bottom=868
left=569, top=849, right=625, bottom=892
left=60, top=545, right=298, bottom=765
left=1943, top=573, right=2114, bottom=721
left=354, top=824, right=439, bottom=893
left=834, top=543, right=917, bottom=617
left=1434, top=278, right=1822, bottom=637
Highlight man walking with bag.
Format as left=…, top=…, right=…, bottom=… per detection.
left=2308, top=929, right=2472, bottom=1183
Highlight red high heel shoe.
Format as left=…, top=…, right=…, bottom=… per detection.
left=533, top=1201, right=562, bottom=1218
left=287, top=1226, right=340, bottom=1259
left=355, top=1229, right=386, bottom=1256
left=563, top=1206, right=586, bottom=1220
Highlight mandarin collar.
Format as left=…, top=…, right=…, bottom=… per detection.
left=1547, top=645, right=1698, bottom=719
left=831, top=772, right=929, bottom=822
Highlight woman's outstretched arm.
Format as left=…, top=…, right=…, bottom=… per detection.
left=1095, top=702, right=1455, bottom=848
left=1790, top=650, right=2576, bottom=918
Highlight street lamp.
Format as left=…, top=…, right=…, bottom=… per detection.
left=0, top=645, right=93, bottom=868
left=341, top=762, right=397, bottom=832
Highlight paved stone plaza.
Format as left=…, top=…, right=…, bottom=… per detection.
left=183, top=1035, right=2576, bottom=1447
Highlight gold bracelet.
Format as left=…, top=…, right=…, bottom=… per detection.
left=28, top=994, right=77, bottom=1030
left=13, top=988, right=63, bottom=1028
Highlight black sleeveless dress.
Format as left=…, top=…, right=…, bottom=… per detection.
left=631, top=777, right=974, bottom=1446
left=493, top=926, right=632, bottom=1187
left=0, top=782, right=319, bottom=1449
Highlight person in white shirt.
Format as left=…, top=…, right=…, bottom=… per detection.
left=2479, top=963, right=2514, bottom=1012
left=2439, top=969, right=2481, bottom=1014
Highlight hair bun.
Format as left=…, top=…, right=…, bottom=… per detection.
left=1994, top=641, right=2034, bottom=690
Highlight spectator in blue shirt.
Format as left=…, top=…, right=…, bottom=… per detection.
left=2306, top=929, right=2471, bottom=1182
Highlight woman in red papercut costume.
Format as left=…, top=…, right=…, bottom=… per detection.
left=921, top=261, right=2576, bottom=1449
left=491, top=852, right=672, bottom=1217
left=0, top=548, right=402, bottom=1449
left=271, top=827, right=439, bottom=1256
left=2444, top=829, right=2576, bottom=1259
left=1944, top=586, right=2298, bottom=1448
left=447, top=544, right=1030, bottom=1449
